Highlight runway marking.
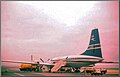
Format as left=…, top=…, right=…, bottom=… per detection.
left=14, top=73, right=25, bottom=76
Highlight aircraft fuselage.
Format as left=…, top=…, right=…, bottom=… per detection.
left=51, top=55, right=104, bottom=68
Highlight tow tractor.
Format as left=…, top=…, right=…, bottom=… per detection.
left=80, top=67, right=107, bottom=75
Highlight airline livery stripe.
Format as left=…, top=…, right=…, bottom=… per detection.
left=67, top=58, right=101, bottom=59
left=88, top=45, right=101, bottom=48
left=87, top=47, right=101, bottom=50
left=51, top=58, right=103, bottom=62
left=89, top=43, right=100, bottom=46
left=66, top=60, right=102, bottom=63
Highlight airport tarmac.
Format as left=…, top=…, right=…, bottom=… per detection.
left=1, top=66, right=119, bottom=76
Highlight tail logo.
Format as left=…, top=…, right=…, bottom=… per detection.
left=91, top=35, right=95, bottom=41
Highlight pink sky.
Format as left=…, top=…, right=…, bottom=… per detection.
left=1, top=1, right=119, bottom=67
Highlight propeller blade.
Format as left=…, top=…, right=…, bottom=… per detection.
left=40, top=58, right=44, bottom=63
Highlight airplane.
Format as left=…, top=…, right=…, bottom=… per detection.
left=2, top=28, right=118, bottom=72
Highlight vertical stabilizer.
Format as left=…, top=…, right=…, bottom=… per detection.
left=81, top=28, right=102, bottom=58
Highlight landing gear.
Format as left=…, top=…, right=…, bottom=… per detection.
left=70, top=68, right=80, bottom=73
left=41, top=65, right=51, bottom=72
left=75, top=68, right=80, bottom=72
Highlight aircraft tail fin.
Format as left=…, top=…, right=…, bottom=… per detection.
left=81, top=28, right=103, bottom=58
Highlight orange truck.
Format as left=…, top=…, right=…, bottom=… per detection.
left=19, top=63, right=38, bottom=72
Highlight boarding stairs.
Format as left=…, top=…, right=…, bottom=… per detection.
left=51, top=60, right=66, bottom=72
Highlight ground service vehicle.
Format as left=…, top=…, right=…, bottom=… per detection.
left=19, top=64, right=38, bottom=72
left=91, top=68, right=107, bottom=75
left=80, top=67, right=107, bottom=75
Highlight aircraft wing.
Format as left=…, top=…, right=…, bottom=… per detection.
left=2, top=60, right=55, bottom=67
left=2, top=60, right=36, bottom=64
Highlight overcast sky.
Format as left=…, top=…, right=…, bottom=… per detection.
left=1, top=1, right=119, bottom=67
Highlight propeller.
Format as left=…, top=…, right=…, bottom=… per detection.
left=47, top=59, right=50, bottom=61
left=40, top=58, right=44, bottom=63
